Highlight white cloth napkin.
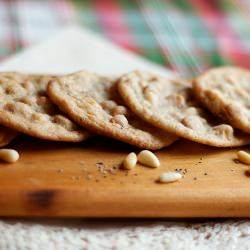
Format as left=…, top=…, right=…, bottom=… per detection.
left=0, top=26, right=172, bottom=77
left=0, top=26, right=249, bottom=250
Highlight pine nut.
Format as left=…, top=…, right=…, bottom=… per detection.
left=111, top=115, right=129, bottom=128
left=138, top=150, right=160, bottom=168
left=0, top=149, right=19, bottom=163
left=123, top=152, right=137, bottom=170
left=144, top=89, right=157, bottom=105
left=237, top=150, right=250, bottom=165
left=158, top=172, right=182, bottom=183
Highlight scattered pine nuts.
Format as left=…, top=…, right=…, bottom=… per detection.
left=0, top=149, right=19, bottom=163
left=158, top=172, right=182, bottom=183
left=123, top=152, right=137, bottom=170
left=137, top=150, right=160, bottom=168
left=237, top=150, right=250, bottom=165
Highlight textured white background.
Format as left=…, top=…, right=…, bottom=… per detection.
left=1, top=219, right=250, bottom=250
left=0, top=27, right=249, bottom=250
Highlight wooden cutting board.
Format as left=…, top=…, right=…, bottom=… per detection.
left=0, top=136, right=250, bottom=218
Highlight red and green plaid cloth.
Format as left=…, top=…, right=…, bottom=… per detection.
left=1, top=0, right=250, bottom=77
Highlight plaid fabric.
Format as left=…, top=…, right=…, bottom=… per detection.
left=0, top=0, right=250, bottom=77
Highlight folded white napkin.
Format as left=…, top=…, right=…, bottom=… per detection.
left=0, top=25, right=173, bottom=77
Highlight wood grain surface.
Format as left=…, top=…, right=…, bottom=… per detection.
left=0, top=136, right=250, bottom=218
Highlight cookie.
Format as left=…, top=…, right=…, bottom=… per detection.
left=193, top=66, right=250, bottom=133
left=118, top=71, right=250, bottom=147
left=0, top=72, right=91, bottom=141
left=0, top=126, right=18, bottom=147
left=47, top=71, right=178, bottom=150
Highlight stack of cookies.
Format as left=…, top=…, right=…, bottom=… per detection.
left=1, top=66, right=250, bottom=150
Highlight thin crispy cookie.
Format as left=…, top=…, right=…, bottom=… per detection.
left=0, top=72, right=91, bottom=141
left=193, top=66, right=250, bottom=133
left=118, top=71, right=250, bottom=147
left=47, top=71, right=177, bottom=149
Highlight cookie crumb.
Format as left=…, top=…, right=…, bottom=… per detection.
left=96, top=161, right=119, bottom=176
left=96, top=162, right=104, bottom=165
left=86, top=175, right=92, bottom=180
left=175, top=168, right=188, bottom=176
left=233, top=159, right=240, bottom=164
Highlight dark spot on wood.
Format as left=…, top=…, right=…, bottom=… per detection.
left=28, top=190, right=56, bottom=208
